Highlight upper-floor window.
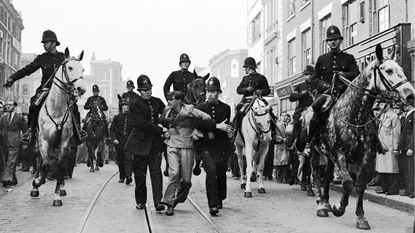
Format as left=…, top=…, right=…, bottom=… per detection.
left=289, top=0, right=296, bottom=17
left=302, top=28, right=312, bottom=67
left=301, top=0, right=310, bottom=7
left=320, top=16, right=332, bottom=54
left=248, top=13, right=261, bottom=45
left=288, top=38, right=296, bottom=76
left=373, top=0, right=389, bottom=34
left=97, top=71, right=106, bottom=80
left=345, top=0, right=358, bottom=46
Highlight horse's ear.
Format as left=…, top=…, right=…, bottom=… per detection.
left=64, top=47, right=70, bottom=59
left=375, top=44, right=383, bottom=62
left=117, top=94, right=122, bottom=101
left=193, top=69, right=198, bottom=77
left=77, top=50, right=84, bottom=61
left=388, top=45, right=396, bottom=60
left=203, top=73, right=210, bottom=81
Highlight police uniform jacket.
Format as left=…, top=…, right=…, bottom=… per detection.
left=163, top=70, right=195, bottom=100
left=398, top=109, right=414, bottom=152
left=193, top=101, right=232, bottom=162
left=121, top=91, right=139, bottom=101
left=110, top=111, right=134, bottom=150
left=84, top=95, right=108, bottom=112
left=125, top=96, right=166, bottom=156
left=311, top=50, right=360, bottom=94
left=9, top=52, right=65, bottom=91
left=289, top=82, right=313, bottom=122
left=237, top=72, right=270, bottom=98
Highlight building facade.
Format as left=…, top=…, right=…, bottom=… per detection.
left=0, top=0, right=23, bottom=103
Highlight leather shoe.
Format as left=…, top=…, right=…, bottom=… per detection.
left=118, top=178, right=125, bottom=183
left=136, top=204, right=145, bottom=210
left=409, top=193, right=414, bottom=198
left=2, top=180, right=9, bottom=187
left=126, top=176, right=132, bottom=185
left=385, top=191, right=399, bottom=195
left=400, top=192, right=410, bottom=196
left=165, top=206, right=174, bottom=216
left=375, top=189, right=386, bottom=194
left=155, top=203, right=165, bottom=211
left=209, top=207, right=219, bottom=216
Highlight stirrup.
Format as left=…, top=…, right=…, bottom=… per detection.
left=79, top=130, right=88, bottom=141
left=21, top=133, right=32, bottom=144
left=303, top=144, right=312, bottom=156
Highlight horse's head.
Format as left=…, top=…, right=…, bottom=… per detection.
left=185, top=69, right=210, bottom=105
left=250, top=98, right=272, bottom=141
left=61, top=48, right=86, bottom=97
left=367, top=44, right=415, bottom=105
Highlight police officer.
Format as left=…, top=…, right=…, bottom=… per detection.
left=110, top=97, right=134, bottom=184
left=304, top=25, right=360, bottom=155
left=83, top=85, right=110, bottom=139
left=119, top=80, right=139, bottom=112
left=125, top=74, right=166, bottom=211
left=193, top=77, right=233, bottom=216
left=163, top=53, right=195, bottom=101
left=3, top=30, right=86, bottom=144
left=233, top=57, right=272, bottom=134
left=288, top=65, right=315, bottom=149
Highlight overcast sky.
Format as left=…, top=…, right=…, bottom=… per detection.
left=12, top=0, right=247, bottom=98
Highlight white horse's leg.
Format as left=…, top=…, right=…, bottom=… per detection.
left=257, top=145, right=269, bottom=193
left=244, top=145, right=254, bottom=198
left=235, top=143, right=246, bottom=189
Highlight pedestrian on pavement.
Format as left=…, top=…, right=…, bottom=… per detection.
left=163, top=53, right=195, bottom=102
left=398, top=97, right=414, bottom=198
left=392, top=102, right=407, bottom=190
left=376, top=100, right=401, bottom=195
left=110, top=97, right=134, bottom=184
left=160, top=91, right=211, bottom=216
left=19, top=112, right=31, bottom=172
left=126, top=74, right=167, bottom=211
left=0, top=101, right=6, bottom=181
left=0, top=100, right=28, bottom=187
left=192, top=77, right=233, bottom=216
left=288, top=65, right=314, bottom=150
left=274, top=112, right=289, bottom=183
left=304, top=25, right=360, bottom=156
left=3, top=30, right=86, bottom=145
left=367, top=104, right=383, bottom=187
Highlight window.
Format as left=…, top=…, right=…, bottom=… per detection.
left=97, top=71, right=106, bottom=80
left=301, top=0, right=310, bottom=7
left=248, top=13, right=261, bottom=45
left=302, top=28, right=312, bottom=67
left=320, top=16, right=332, bottom=54
left=345, top=1, right=358, bottom=46
left=288, top=39, right=296, bottom=76
left=373, top=0, right=389, bottom=34
left=288, top=0, right=296, bottom=17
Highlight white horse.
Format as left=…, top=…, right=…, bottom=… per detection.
left=235, top=96, right=272, bottom=197
left=30, top=48, right=86, bottom=206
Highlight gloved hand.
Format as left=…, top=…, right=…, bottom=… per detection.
left=255, top=90, right=262, bottom=96
left=3, top=78, right=14, bottom=88
left=246, top=86, right=254, bottom=93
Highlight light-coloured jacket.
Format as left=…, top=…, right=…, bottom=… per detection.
left=164, top=104, right=211, bottom=149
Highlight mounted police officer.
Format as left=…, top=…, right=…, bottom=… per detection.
left=304, top=25, right=360, bottom=155
left=3, top=30, right=86, bottom=144
left=83, top=84, right=110, bottom=140
left=163, top=53, right=195, bottom=101
left=233, top=57, right=273, bottom=137
left=110, top=97, right=134, bottom=184
left=193, top=77, right=233, bottom=216
left=119, top=80, right=139, bottom=112
left=125, top=74, right=166, bottom=211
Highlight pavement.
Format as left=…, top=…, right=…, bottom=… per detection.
left=2, top=163, right=414, bottom=215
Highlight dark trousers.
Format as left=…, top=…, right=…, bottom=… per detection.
left=132, top=148, right=163, bottom=206
left=398, top=152, right=407, bottom=189
left=404, top=151, right=414, bottom=194
left=263, top=142, right=274, bottom=179
left=379, top=173, right=399, bottom=192
left=202, top=156, right=228, bottom=208
left=115, top=146, right=126, bottom=180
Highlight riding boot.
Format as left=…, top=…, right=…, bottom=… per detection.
left=21, top=107, right=37, bottom=144
left=303, top=119, right=319, bottom=156
left=232, top=111, right=241, bottom=141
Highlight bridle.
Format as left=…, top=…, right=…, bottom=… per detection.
left=184, top=79, right=206, bottom=105
left=248, top=98, right=271, bottom=134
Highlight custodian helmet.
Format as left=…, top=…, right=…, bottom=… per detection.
left=92, top=84, right=99, bottom=92
left=179, top=53, right=191, bottom=65
left=121, top=97, right=130, bottom=105
left=206, top=77, right=222, bottom=93
left=41, top=30, right=60, bottom=46
left=243, top=57, right=257, bottom=69
left=126, top=80, right=135, bottom=88
left=302, top=65, right=314, bottom=75
left=326, top=25, right=343, bottom=41
left=136, top=74, right=153, bottom=90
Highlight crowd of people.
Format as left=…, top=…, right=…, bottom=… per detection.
left=1, top=25, right=413, bottom=220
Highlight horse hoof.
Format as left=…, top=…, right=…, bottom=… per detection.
left=356, top=216, right=371, bottom=230
left=324, top=203, right=332, bottom=212
left=307, top=190, right=315, bottom=196
left=60, top=190, right=67, bottom=196
left=53, top=199, right=63, bottom=206
left=95, top=166, right=100, bottom=171
left=250, top=175, right=257, bottom=182
left=90, top=168, right=95, bottom=172
left=98, top=161, right=103, bottom=167
left=317, top=208, right=329, bottom=217
left=30, top=190, right=39, bottom=197
left=193, top=166, right=201, bottom=176
left=258, top=188, right=266, bottom=194
left=87, top=161, right=91, bottom=167
left=244, top=191, right=252, bottom=198
left=241, top=183, right=246, bottom=189
left=163, top=170, right=169, bottom=177
left=288, top=178, right=295, bottom=186
left=332, top=204, right=345, bottom=217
